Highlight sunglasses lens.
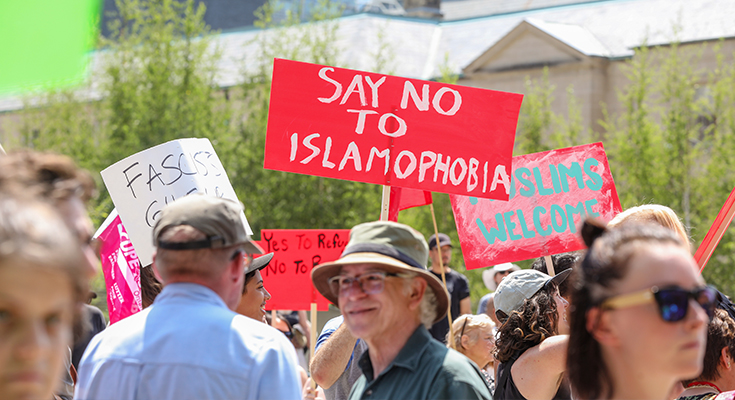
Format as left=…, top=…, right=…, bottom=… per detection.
left=656, top=289, right=689, bottom=322
left=696, top=287, right=717, bottom=320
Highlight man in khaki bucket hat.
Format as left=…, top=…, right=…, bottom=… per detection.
left=311, top=220, right=491, bottom=400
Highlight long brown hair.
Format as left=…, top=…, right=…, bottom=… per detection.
left=494, top=284, right=559, bottom=363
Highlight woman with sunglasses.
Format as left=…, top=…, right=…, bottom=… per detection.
left=493, top=268, right=573, bottom=400
left=568, top=220, right=715, bottom=400
left=448, top=314, right=497, bottom=393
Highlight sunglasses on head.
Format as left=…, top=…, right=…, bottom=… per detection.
left=601, top=285, right=717, bottom=322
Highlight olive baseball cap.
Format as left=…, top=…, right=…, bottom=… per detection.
left=494, top=268, right=571, bottom=320
left=311, top=220, right=449, bottom=324
left=152, top=194, right=263, bottom=255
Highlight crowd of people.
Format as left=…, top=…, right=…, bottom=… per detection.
left=0, top=148, right=732, bottom=400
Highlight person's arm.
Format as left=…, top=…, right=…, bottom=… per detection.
left=459, top=274, right=471, bottom=315
left=297, top=310, right=311, bottom=348
left=309, top=323, right=358, bottom=389
left=302, top=378, right=327, bottom=400
left=511, top=334, right=569, bottom=400
left=460, top=297, right=471, bottom=315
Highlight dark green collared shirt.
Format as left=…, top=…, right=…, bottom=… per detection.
left=348, top=325, right=492, bottom=400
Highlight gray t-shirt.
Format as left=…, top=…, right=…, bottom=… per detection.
left=315, top=316, right=368, bottom=400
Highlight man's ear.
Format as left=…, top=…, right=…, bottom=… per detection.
left=151, top=251, right=165, bottom=282
left=586, top=307, right=620, bottom=346
left=229, top=251, right=245, bottom=282
left=407, top=277, right=427, bottom=310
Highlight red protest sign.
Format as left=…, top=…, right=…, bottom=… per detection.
left=451, top=143, right=621, bottom=269
left=388, top=187, right=432, bottom=221
left=265, top=58, right=523, bottom=200
left=695, top=184, right=735, bottom=271
left=255, top=229, right=350, bottom=311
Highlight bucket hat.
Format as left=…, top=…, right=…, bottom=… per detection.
left=311, top=221, right=449, bottom=323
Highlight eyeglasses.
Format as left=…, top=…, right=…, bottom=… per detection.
left=601, top=285, right=716, bottom=322
left=328, top=271, right=406, bottom=297
left=459, top=316, right=471, bottom=347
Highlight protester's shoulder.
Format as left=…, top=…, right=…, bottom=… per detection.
left=447, top=268, right=469, bottom=283
left=429, top=349, right=491, bottom=399
left=441, top=347, right=486, bottom=376
left=320, top=315, right=344, bottom=335
left=230, top=314, right=296, bottom=352
left=84, top=304, right=106, bottom=330
left=456, top=269, right=470, bottom=284
left=421, top=337, right=476, bottom=375
left=82, top=309, right=150, bottom=359
left=84, top=303, right=105, bottom=318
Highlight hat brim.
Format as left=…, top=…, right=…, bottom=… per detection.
left=546, top=267, right=573, bottom=288
left=245, top=252, right=273, bottom=275
left=312, top=252, right=450, bottom=324
left=244, top=239, right=264, bottom=255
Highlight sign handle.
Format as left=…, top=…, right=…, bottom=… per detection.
left=430, top=203, right=456, bottom=349
left=544, top=255, right=555, bottom=277
left=695, top=185, right=735, bottom=272
left=380, top=185, right=391, bottom=221
left=310, top=302, right=318, bottom=390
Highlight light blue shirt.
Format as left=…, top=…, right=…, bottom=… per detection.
left=75, top=283, right=301, bottom=400
left=478, top=293, right=492, bottom=315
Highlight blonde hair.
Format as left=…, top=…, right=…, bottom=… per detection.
left=447, top=314, right=495, bottom=353
left=609, top=204, right=690, bottom=250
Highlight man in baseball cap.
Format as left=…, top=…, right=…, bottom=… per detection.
left=426, top=232, right=471, bottom=343
left=311, top=221, right=491, bottom=400
left=75, top=194, right=300, bottom=399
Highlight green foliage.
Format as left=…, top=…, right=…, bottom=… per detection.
left=515, top=67, right=555, bottom=155
left=100, top=0, right=228, bottom=158
left=599, top=39, right=735, bottom=296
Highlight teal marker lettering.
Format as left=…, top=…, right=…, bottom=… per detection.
left=549, top=164, right=562, bottom=193
left=533, top=167, right=554, bottom=196
left=584, top=199, right=600, bottom=218
left=550, top=204, right=567, bottom=233
left=533, top=206, right=552, bottom=236
left=565, top=202, right=587, bottom=233
left=476, top=215, right=507, bottom=245
left=515, top=167, right=534, bottom=197
left=559, top=162, right=584, bottom=192
left=503, top=211, right=522, bottom=240
left=584, top=158, right=603, bottom=190
left=516, top=209, right=536, bottom=239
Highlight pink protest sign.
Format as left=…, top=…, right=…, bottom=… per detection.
left=451, top=143, right=621, bottom=269
left=98, top=214, right=143, bottom=324
left=265, top=59, right=523, bottom=200
left=254, top=229, right=350, bottom=311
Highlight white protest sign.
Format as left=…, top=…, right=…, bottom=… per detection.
left=101, top=138, right=252, bottom=265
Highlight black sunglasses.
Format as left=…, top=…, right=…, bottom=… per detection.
left=601, top=285, right=717, bottom=322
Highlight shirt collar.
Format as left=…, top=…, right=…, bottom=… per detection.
left=154, top=282, right=229, bottom=309
left=358, top=325, right=432, bottom=382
